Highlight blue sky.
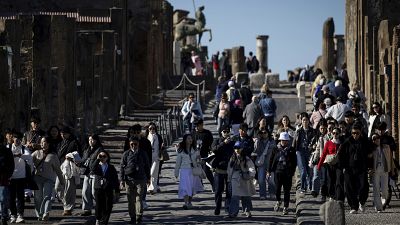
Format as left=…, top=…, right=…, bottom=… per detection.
left=168, top=0, right=345, bottom=79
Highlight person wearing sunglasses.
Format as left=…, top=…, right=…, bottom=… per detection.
left=338, top=123, right=372, bottom=214
left=91, top=150, right=118, bottom=225
left=145, top=123, right=164, bottom=194
left=317, top=127, right=342, bottom=201
left=120, top=136, right=150, bottom=224
left=368, top=102, right=390, bottom=138
left=370, top=133, right=394, bottom=213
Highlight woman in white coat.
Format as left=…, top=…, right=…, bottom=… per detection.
left=227, top=141, right=256, bottom=218
left=368, top=102, right=390, bottom=138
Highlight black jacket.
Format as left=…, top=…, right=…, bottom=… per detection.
left=80, top=145, right=104, bottom=175
left=212, top=137, right=234, bottom=171
left=0, top=145, right=15, bottom=186
left=269, top=145, right=297, bottom=176
left=192, top=129, right=214, bottom=158
left=120, top=149, right=150, bottom=182
left=338, top=136, right=372, bottom=174
left=124, top=137, right=152, bottom=164
left=57, top=137, right=81, bottom=161
left=90, top=160, right=119, bottom=191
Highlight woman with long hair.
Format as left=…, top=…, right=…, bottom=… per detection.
left=145, top=122, right=164, bottom=194
left=174, top=134, right=204, bottom=209
left=368, top=102, right=390, bottom=138
left=31, top=136, right=65, bottom=221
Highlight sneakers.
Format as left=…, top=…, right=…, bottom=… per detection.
left=359, top=204, right=366, bottom=213
left=15, top=216, right=24, bottom=224
left=187, top=202, right=193, bottom=209
left=214, top=208, right=220, bottom=215
left=9, top=216, right=16, bottom=224
left=245, top=212, right=252, bottom=218
left=349, top=209, right=358, bottom=214
left=282, top=207, right=289, bottom=215
left=274, top=201, right=281, bottom=212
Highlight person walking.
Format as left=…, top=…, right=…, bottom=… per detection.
left=0, top=134, right=15, bottom=225
left=269, top=132, right=297, bottom=215
left=9, top=132, right=33, bottom=223
left=61, top=152, right=81, bottom=216
left=211, top=126, right=234, bottom=215
left=79, top=134, right=104, bottom=216
left=259, top=90, right=277, bottom=133
left=242, top=96, right=263, bottom=138
left=217, top=93, right=230, bottom=135
left=227, top=141, right=256, bottom=218
left=91, top=150, right=119, bottom=225
left=174, top=134, right=204, bottom=210
left=120, top=136, right=150, bottom=224
left=370, top=133, right=394, bottom=212
left=181, top=93, right=203, bottom=132
left=32, top=137, right=65, bottom=221
left=145, top=123, right=164, bottom=194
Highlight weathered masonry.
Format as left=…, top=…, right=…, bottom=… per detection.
left=0, top=0, right=173, bottom=133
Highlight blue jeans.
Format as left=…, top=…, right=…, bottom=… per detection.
left=229, top=195, right=252, bottom=216
left=296, top=151, right=311, bottom=191
left=82, top=175, right=95, bottom=211
left=0, top=186, right=10, bottom=220
left=217, top=117, right=230, bottom=134
left=257, top=165, right=267, bottom=197
left=34, top=176, right=55, bottom=218
left=311, top=165, right=320, bottom=194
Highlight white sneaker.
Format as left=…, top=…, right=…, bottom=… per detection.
left=274, top=201, right=281, bottom=212
left=10, top=215, right=17, bottom=223
left=349, top=209, right=357, bottom=214
left=16, top=215, right=25, bottom=223
left=359, top=204, right=366, bottom=213
left=143, top=201, right=149, bottom=209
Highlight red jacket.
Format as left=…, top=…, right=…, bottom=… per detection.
left=317, top=140, right=339, bottom=170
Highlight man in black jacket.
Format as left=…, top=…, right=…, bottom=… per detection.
left=211, top=126, right=234, bottom=215
left=120, top=136, right=150, bottom=225
left=338, top=123, right=372, bottom=214
left=0, top=134, right=15, bottom=225
left=192, top=119, right=214, bottom=191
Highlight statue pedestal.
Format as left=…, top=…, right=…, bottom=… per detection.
left=173, top=41, right=181, bottom=75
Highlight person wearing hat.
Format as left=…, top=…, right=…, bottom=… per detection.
left=324, top=96, right=351, bottom=122
left=227, top=141, right=256, bottom=218
left=268, top=132, right=296, bottom=215
left=192, top=119, right=215, bottom=192
left=22, top=117, right=45, bottom=152
left=211, top=126, right=234, bottom=215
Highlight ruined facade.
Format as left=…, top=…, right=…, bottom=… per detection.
left=0, top=0, right=173, bottom=133
left=346, top=0, right=400, bottom=159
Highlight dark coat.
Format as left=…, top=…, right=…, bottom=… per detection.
left=338, top=136, right=372, bottom=174
left=269, top=145, right=297, bottom=176
left=0, top=145, right=15, bottom=186
left=80, top=145, right=104, bottom=175
left=212, top=137, right=234, bottom=171
left=90, top=160, right=119, bottom=191
left=192, top=128, right=214, bottom=158
left=243, top=102, right=263, bottom=129
left=57, top=137, right=81, bottom=161
left=120, top=149, right=150, bottom=182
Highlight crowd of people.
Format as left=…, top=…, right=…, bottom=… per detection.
left=0, top=63, right=399, bottom=224
left=0, top=119, right=168, bottom=225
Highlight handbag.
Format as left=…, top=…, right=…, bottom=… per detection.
left=160, top=148, right=170, bottom=161
left=325, top=154, right=338, bottom=165
left=310, top=150, right=320, bottom=165
left=255, top=154, right=266, bottom=167
left=192, top=165, right=206, bottom=179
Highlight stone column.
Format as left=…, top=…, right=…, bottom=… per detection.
left=173, top=41, right=181, bottom=75
left=231, top=46, right=245, bottom=76
left=322, top=17, right=335, bottom=79
left=256, top=35, right=269, bottom=74
left=334, top=35, right=345, bottom=70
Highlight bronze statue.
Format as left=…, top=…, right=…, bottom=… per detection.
left=175, top=5, right=212, bottom=47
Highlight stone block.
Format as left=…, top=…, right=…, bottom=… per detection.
left=296, top=81, right=306, bottom=98
left=265, top=73, right=280, bottom=88
left=319, top=200, right=345, bottom=225
left=249, top=72, right=265, bottom=90
left=235, top=72, right=249, bottom=85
